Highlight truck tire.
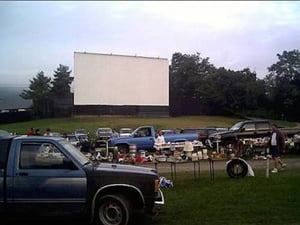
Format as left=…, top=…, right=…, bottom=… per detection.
left=96, top=194, right=132, bottom=225
left=226, top=159, right=248, bottom=179
left=117, top=144, right=129, bottom=154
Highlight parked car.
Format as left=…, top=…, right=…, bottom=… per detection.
left=181, top=127, right=228, bottom=144
left=66, top=134, right=81, bottom=148
left=96, top=127, right=114, bottom=141
left=108, top=125, right=200, bottom=152
left=161, top=129, right=178, bottom=136
left=119, top=128, right=133, bottom=137
left=74, top=128, right=89, bottom=141
left=209, top=119, right=300, bottom=147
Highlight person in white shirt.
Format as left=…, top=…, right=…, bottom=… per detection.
left=44, top=128, right=53, bottom=136
left=155, top=130, right=166, bottom=144
left=154, top=130, right=166, bottom=152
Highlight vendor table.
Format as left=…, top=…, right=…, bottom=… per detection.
left=155, top=158, right=215, bottom=182
left=154, top=141, right=204, bottom=152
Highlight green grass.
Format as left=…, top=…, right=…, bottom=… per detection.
left=0, top=115, right=296, bottom=139
left=151, top=169, right=300, bottom=225
left=1, top=116, right=299, bottom=225
left=0, top=116, right=240, bottom=138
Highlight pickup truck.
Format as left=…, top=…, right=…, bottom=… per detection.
left=208, top=119, right=300, bottom=147
left=108, top=126, right=199, bottom=152
left=0, top=133, right=164, bottom=225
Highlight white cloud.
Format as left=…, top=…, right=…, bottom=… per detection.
left=0, top=1, right=300, bottom=85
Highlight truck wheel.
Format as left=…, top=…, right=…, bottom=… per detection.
left=96, top=194, right=132, bottom=225
left=117, top=144, right=129, bottom=154
left=226, top=159, right=248, bottom=178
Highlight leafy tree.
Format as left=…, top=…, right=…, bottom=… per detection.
left=51, top=64, right=73, bottom=97
left=265, top=50, right=300, bottom=120
left=169, top=52, right=266, bottom=117
left=20, top=71, right=52, bottom=118
left=169, top=52, right=216, bottom=115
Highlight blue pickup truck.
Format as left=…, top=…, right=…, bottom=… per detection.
left=108, top=125, right=200, bottom=152
left=0, top=132, right=164, bottom=225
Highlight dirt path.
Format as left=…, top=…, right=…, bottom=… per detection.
left=139, top=156, right=300, bottom=174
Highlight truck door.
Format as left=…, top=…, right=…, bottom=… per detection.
left=133, top=127, right=155, bottom=150
left=238, top=123, right=255, bottom=139
left=10, top=140, right=87, bottom=215
left=0, top=138, right=11, bottom=212
left=255, top=122, right=271, bottom=138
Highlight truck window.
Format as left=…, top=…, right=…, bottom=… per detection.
left=136, top=128, right=151, bottom=137
left=243, top=123, right=255, bottom=131
left=19, top=142, right=70, bottom=169
left=256, top=122, right=270, bottom=130
left=0, top=139, right=10, bottom=170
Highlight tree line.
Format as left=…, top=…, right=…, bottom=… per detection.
left=21, top=49, right=300, bottom=121
left=20, top=64, right=73, bottom=118
left=170, top=49, right=300, bottom=121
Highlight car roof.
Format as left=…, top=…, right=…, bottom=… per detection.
left=97, top=127, right=112, bottom=131
left=120, top=128, right=132, bottom=131
left=0, top=129, right=11, bottom=137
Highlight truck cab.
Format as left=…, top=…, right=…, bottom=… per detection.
left=209, top=120, right=272, bottom=146
left=0, top=134, right=164, bottom=225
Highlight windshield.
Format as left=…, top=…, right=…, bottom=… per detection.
left=59, top=140, right=89, bottom=165
left=120, top=129, right=132, bottom=133
left=75, top=129, right=88, bottom=134
left=230, top=122, right=243, bottom=131
left=97, top=128, right=112, bottom=133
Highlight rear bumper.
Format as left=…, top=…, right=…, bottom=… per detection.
left=153, top=189, right=165, bottom=213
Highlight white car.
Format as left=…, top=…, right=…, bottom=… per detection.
left=66, top=134, right=81, bottom=148
left=119, top=128, right=133, bottom=137
left=96, top=127, right=114, bottom=140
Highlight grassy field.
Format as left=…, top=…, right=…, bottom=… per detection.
left=150, top=168, right=300, bottom=225
left=0, top=115, right=296, bottom=138
left=1, top=116, right=300, bottom=225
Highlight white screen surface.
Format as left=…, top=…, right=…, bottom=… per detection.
left=74, top=52, right=169, bottom=106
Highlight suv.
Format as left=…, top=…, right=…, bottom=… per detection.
left=96, top=127, right=114, bottom=141
left=74, top=128, right=89, bottom=141
left=181, top=127, right=228, bottom=144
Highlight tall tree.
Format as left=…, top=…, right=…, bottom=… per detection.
left=169, top=52, right=216, bottom=115
left=265, top=49, right=300, bottom=120
left=20, top=71, right=52, bottom=118
left=51, top=64, right=73, bottom=97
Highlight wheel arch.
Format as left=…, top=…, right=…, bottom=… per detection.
left=90, top=184, right=145, bottom=222
left=115, top=143, right=130, bottom=153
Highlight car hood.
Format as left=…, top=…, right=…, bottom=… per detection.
left=209, top=130, right=234, bottom=138
left=89, top=161, right=157, bottom=175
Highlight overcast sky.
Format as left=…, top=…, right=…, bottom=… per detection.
left=1, top=1, right=300, bottom=87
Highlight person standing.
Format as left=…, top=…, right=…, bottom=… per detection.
left=35, top=128, right=41, bottom=136
left=44, top=128, right=53, bottom=136
left=155, top=130, right=166, bottom=144
left=154, top=130, right=166, bottom=153
left=27, top=128, right=34, bottom=136
left=269, top=124, right=287, bottom=173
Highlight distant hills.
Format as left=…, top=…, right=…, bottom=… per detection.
left=0, top=86, right=32, bottom=110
